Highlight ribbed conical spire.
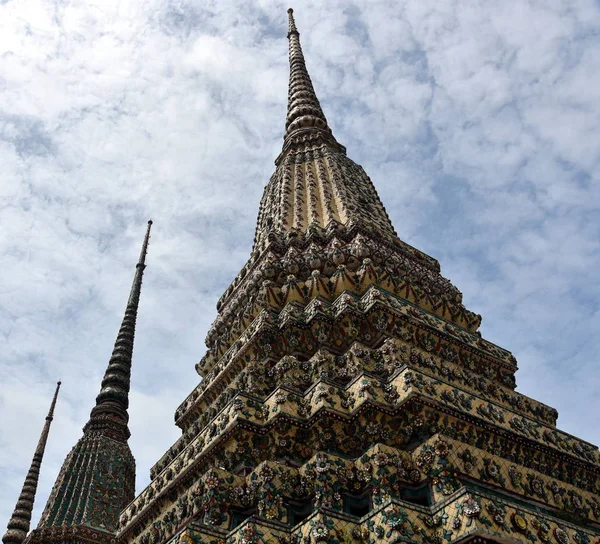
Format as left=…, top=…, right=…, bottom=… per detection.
left=2, top=381, right=61, bottom=544
left=242, top=8, right=398, bottom=265
left=284, top=8, right=332, bottom=141
left=90, top=219, right=153, bottom=426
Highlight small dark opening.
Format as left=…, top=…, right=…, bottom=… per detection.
left=371, top=336, right=388, bottom=349
left=343, top=493, right=371, bottom=518
left=230, top=507, right=256, bottom=529
left=400, top=485, right=432, bottom=507
left=233, top=464, right=253, bottom=477
left=288, top=500, right=313, bottom=526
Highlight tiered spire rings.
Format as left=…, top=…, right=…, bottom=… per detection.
left=90, top=219, right=153, bottom=429
left=285, top=8, right=332, bottom=140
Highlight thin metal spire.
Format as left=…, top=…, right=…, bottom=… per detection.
left=284, top=8, right=332, bottom=141
left=2, top=381, right=61, bottom=544
left=90, top=220, right=152, bottom=425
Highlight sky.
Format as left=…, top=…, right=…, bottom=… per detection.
left=1, top=0, right=599, bottom=531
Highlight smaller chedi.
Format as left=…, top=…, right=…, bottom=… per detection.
left=2, top=382, right=61, bottom=544
left=3, top=220, right=152, bottom=544
left=4, top=9, right=600, bottom=544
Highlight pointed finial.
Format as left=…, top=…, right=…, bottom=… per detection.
left=284, top=8, right=332, bottom=141
left=137, top=220, right=152, bottom=267
left=42, top=381, right=61, bottom=425
left=287, top=8, right=298, bottom=37
left=2, top=382, right=62, bottom=544
left=90, top=221, right=153, bottom=429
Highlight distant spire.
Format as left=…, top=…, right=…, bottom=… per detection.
left=2, top=381, right=61, bottom=544
left=90, top=220, right=152, bottom=427
left=32, top=222, right=152, bottom=539
left=284, top=8, right=332, bottom=141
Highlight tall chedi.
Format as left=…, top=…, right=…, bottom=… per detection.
left=3, top=382, right=61, bottom=544
left=116, top=10, right=600, bottom=544
left=26, top=221, right=153, bottom=544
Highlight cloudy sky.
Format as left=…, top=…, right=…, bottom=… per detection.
left=1, top=0, right=599, bottom=530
